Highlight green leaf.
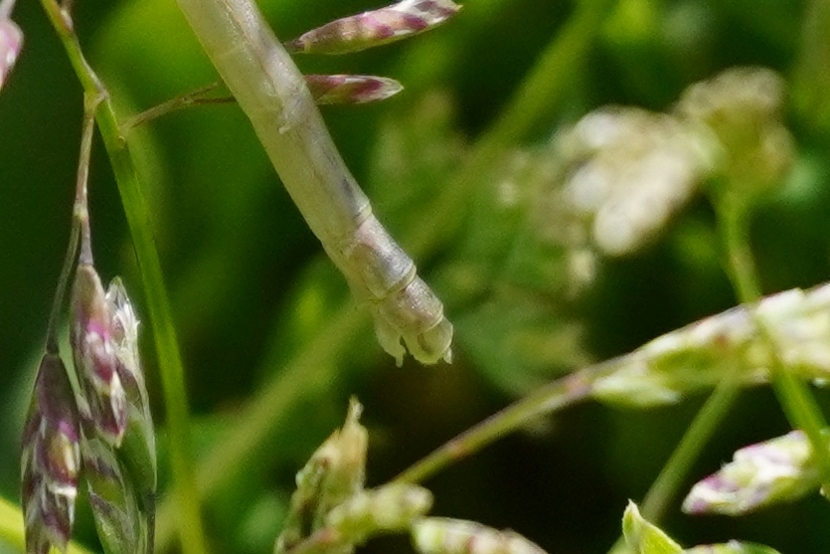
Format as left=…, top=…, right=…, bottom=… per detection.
left=622, top=501, right=683, bottom=554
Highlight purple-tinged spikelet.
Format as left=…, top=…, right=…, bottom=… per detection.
left=21, top=353, right=81, bottom=554
left=412, top=517, right=548, bottom=554
left=275, top=399, right=368, bottom=554
left=682, top=430, right=824, bottom=515
left=103, top=278, right=157, bottom=552
left=286, top=0, right=462, bottom=55
left=306, top=74, right=403, bottom=105
left=70, top=263, right=128, bottom=447
left=0, top=17, right=22, bottom=92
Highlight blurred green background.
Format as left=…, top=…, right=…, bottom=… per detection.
left=4, top=0, right=830, bottom=552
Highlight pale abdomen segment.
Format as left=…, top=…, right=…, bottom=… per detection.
left=332, top=209, right=453, bottom=366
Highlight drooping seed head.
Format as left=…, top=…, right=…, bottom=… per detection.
left=306, top=398, right=368, bottom=524
left=106, top=277, right=142, bottom=389
left=21, top=353, right=81, bottom=554
left=591, top=283, right=830, bottom=408
left=70, top=263, right=128, bottom=446
left=286, top=0, right=462, bottom=55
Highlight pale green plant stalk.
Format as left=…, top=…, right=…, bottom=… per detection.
left=37, top=2, right=206, bottom=553
left=175, top=0, right=453, bottom=366
left=154, top=0, right=617, bottom=547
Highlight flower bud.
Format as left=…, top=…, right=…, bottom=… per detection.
left=682, top=430, right=825, bottom=515
left=0, top=18, right=22, bottom=92
left=591, top=283, right=830, bottom=407
left=70, top=263, right=128, bottom=446
left=306, top=74, right=403, bottom=105
left=326, top=484, right=433, bottom=544
left=411, top=517, right=548, bottom=554
left=21, top=353, right=81, bottom=554
left=276, top=399, right=368, bottom=553
left=549, top=107, right=709, bottom=257
left=306, top=398, right=368, bottom=517
left=63, top=276, right=156, bottom=554
left=675, top=67, right=793, bottom=197
left=285, top=0, right=461, bottom=55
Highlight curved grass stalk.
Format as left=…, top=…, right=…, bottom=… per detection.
left=37, top=2, right=206, bottom=553
left=175, top=0, right=452, bottom=366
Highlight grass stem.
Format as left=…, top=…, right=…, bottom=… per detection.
left=37, top=2, right=207, bottom=552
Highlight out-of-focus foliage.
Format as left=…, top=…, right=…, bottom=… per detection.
left=4, top=0, right=830, bottom=553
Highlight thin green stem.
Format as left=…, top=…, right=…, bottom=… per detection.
left=45, top=92, right=100, bottom=353
left=44, top=201, right=80, bottom=354
left=75, top=92, right=100, bottom=268
left=123, top=81, right=228, bottom=131
left=719, top=199, right=762, bottom=302
left=639, top=368, right=742, bottom=518
left=716, top=195, right=830, bottom=497
left=37, top=2, right=207, bottom=553
left=394, top=369, right=598, bottom=484
left=606, top=364, right=744, bottom=554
